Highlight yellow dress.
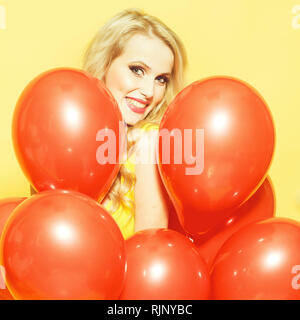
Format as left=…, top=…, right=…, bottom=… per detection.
left=102, top=122, right=159, bottom=240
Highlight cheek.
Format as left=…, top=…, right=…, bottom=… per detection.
left=105, top=68, right=136, bottom=97
left=146, top=88, right=166, bottom=116
left=154, top=86, right=167, bottom=104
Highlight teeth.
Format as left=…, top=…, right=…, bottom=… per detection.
left=126, top=98, right=147, bottom=109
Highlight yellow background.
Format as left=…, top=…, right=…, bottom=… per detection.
left=0, top=0, right=300, bottom=221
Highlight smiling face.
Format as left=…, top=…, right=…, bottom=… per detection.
left=104, top=33, right=174, bottom=126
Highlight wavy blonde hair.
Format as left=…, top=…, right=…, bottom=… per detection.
left=82, top=8, right=187, bottom=214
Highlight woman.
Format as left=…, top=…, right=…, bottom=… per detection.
left=83, top=8, right=187, bottom=239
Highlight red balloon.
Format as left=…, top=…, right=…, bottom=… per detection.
left=168, top=203, right=186, bottom=235
left=119, top=229, right=210, bottom=300
left=0, top=190, right=126, bottom=300
left=0, top=197, right=26, bottom=300
left=159, top=77, right=275, bottom=237
left=196, top=176, right=275, bottom=269
left=0, top=197, right=26, bottom=236
left=211, top=218, right=300, bottom=300
left=12, top=68, right=125, bottom=201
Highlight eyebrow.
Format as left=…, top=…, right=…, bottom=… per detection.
left=131, top=60, right=171, bottom=76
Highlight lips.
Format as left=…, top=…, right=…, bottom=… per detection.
left=125, top=97, right=148, bottom=114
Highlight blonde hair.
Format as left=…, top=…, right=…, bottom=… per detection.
left=83, top=8, right=187, bottom=213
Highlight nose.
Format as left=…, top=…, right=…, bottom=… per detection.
left=139, top=77, right=154, bottom=100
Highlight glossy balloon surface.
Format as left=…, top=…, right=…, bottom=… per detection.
left=12, top=68, right=125, bottom=201
left=0, top=190, right=126, bottom=300
left=0, top=197, right=26, bottom=300
left=196, top=177, right=275, bottom=269
left=211, top=218, right=300, bottom=300
left=159, top=77, right=275, bottom=236
left=120, top=229, right=210, bottom=300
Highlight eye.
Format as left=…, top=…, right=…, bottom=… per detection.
left=156, top=75, right=169, bottom=86
left=129, top=65, right=144, bottom=76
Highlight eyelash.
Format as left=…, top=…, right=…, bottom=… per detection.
left=129, top=65, right=169, bottom=85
